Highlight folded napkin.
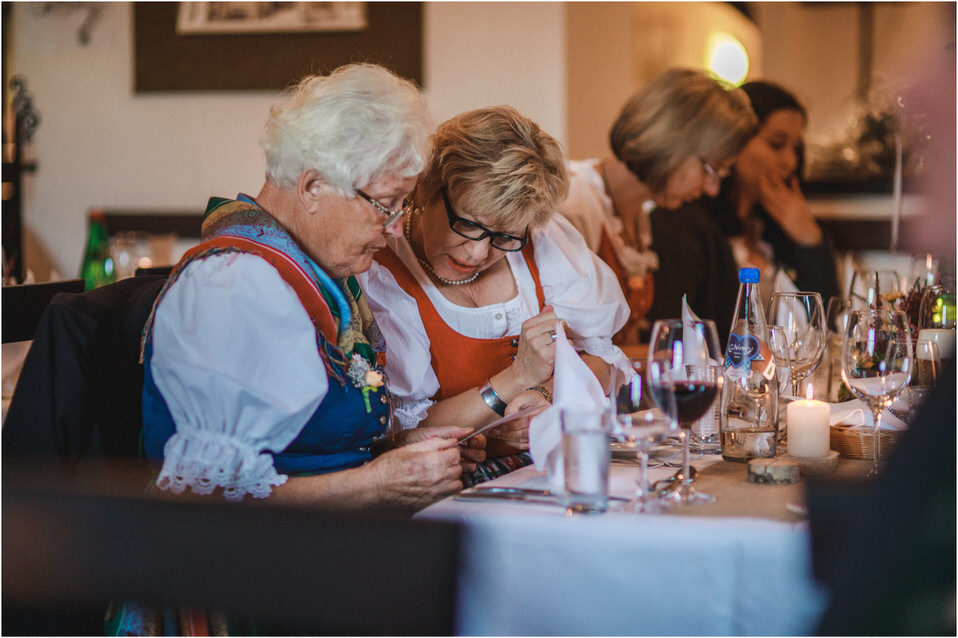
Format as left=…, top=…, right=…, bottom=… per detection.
left=829, top=399, right=908, bottom=431
left=529, top=321, right=607, bottom=488
left=681, top=295, right=708, bottom=366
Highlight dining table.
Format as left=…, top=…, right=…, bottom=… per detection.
left=416, top=447, right=872, bottom=636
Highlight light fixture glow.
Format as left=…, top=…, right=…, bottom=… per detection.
left=706, top=33, right=749, bottom=86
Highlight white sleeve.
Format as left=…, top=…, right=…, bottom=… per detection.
left=535, top=215, right=632, bottom=372
left=150, top=252, right=329, bottom=500
left=357, top=261, right=438, bottom=430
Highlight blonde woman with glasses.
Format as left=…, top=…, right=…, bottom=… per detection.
left=559, top=68, right=758, bottom=345
left=360, top=106, right=630, bottom=485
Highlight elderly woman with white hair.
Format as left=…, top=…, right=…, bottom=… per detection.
left=140, top=63, right=479, bottom=509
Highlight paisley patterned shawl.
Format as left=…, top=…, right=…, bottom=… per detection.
left=141, top=197, right=386, bottom=385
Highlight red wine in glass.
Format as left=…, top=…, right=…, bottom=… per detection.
left=672, top=381, right=719, bottom=428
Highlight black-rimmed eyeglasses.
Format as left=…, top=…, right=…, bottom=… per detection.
left=440, top=187, right=528, bottom=252
left=355, top=189, right=412, bottom=228
left=699, top=157, right=732, bottom=181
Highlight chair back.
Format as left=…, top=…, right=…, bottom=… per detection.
left=2, top=279, right=85, bottom=343
left=3, top=462, right=460, bottom=635
left=2, top=276, right=166, bottom=463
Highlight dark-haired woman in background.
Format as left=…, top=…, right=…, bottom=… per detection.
left=647, top=80, right=840, bottom=341
left=705, top=81, right=839, bottom=303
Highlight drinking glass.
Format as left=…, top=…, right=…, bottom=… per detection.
left=767, top=325, right=792, bottom=441
left=561, top=407, right=612, bottom=513
left=840, top=309, right=913, bottom=477
left=898, top=339, right=942, bottom=419
left=767, top=292, right=827, bottom=397
left=647, top=318, right=724, bottom=505
left=611, top=359, right=675, bottom=513
left=824, top=296, right=853, bottom=401
left=919, top=277, right=957, bottom=359
left=848, top=269, right=903, bottom=310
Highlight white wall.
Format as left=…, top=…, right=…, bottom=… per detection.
left=10, top=2, right=565, bottom=279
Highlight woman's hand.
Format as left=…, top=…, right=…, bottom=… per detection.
left=487, top=389, right=551, bottom=451
left=511, top=305, right=559, bottom=387
left=367, top=436, right=464, bottom=509
left=394, top=425, right=486, bottom=473
left=758, top=174, right=822, bottom=246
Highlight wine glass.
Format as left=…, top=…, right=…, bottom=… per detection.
left=767, top=292, right=827, bottom=397
left=611, top=359, right=675, bottom=514
left=647, top=318, right=724, bottom=505
left=848, top=269, right=903, bottom=310
left=840, top=309, right=913, bottom=477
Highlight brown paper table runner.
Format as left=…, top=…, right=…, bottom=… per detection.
left=665, top=456, right=873, bottom=523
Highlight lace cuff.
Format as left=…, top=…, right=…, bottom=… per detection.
left=578, top=336, right=631, bottom=372
left=392, top=396, right=432, bottom=431
left=155, top=429, right=288, bottom=501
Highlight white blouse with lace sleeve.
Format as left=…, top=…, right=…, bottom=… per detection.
left=358, top=214, right=631, bottom=430
left=559, top=159, right=659, bottom=278
left=149, top=252, right=329, bottom=500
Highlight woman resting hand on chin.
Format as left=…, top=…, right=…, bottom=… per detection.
left=360, top=106, right=630, bottom=486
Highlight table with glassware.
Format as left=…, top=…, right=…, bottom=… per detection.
left=417, top=450, right=873, bottom=636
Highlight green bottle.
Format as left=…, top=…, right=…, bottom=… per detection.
left=79, top=210, right=116, bottom=290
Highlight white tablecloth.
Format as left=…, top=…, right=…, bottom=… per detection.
left=417, top=457, right=828, bottom=636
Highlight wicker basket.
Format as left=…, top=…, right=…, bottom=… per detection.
left=830, top=425, right=903, bottom=459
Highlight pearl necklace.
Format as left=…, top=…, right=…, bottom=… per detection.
left=404, top=213, right=480, bottom=286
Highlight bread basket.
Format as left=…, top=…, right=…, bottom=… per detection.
left=829, top=425, right=903, bottom=459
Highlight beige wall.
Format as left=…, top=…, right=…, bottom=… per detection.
left=8, top=2, right=953, bottom=279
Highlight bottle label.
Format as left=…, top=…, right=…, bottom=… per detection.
left=725, top=332, right=762, bottom=372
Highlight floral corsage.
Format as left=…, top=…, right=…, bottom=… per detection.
left=347, top=353, right=386, bottom=412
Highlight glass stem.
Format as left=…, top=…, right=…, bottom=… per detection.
left=791, top=374, right=803, bottom=397
left=636, top=452, right=649, bottom=504
left=871, top=408, right=883, bottom=475
left=681, top=430, right=692, bottom=488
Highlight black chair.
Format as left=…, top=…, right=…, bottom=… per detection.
left=1, top=279, right=85, bottom=343
left=2, top=462, right=461, bottom=636
left=2, top=276, right=166, bottom=463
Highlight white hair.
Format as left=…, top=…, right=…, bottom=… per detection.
left=262, top=63, right=432, bottom=195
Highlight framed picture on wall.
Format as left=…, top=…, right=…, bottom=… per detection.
left=175, top=3, right=368, bottom=35
left=134, top=2, right=422, bottom=92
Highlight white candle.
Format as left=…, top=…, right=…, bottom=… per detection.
left=787, top=386, right=831, bottom=458
left=918, top=328, right=955, bottom=359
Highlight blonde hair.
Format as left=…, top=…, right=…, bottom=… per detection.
left=262, top=63, right=431, bottom=195
left=610, top=68, right=758, bottom=192
left=413, top=106, right=569, bottom=230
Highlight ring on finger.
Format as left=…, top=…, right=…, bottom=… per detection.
left=548, top=331, right=557, bottom=342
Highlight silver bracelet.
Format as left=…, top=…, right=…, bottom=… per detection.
left=479, top=379, right=507, bottom=416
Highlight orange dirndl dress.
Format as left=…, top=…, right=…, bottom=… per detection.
left=374, top=242, right=547, bottom=484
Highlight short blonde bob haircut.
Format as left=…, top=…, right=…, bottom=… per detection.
left=412, top=106, right=569, bottom=231
left=262, top=63, right=431, bottom=196
left=610, top=68, right=758, bottom=192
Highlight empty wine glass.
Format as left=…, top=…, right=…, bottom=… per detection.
left=647, top=318, right=724, bottom=505
left=841, top=309, right=913, bottom=477
left=767, top=292, right=827, bottom=397
left=611, top=359, right=675, bottom=514
left=848, top=269, right=903, bottom=310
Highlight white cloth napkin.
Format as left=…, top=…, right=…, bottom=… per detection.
left=681, top=295, right=708, bottom=366
left=529, top=322, right=607, bottom=488
left=829, top=399, right=908, bottom=430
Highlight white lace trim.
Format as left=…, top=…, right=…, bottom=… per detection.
left=392, top=396, right=431, bottom=431
left=155, top=429, right=289, bottom=501
left=579, top=336, right=632, bottom=375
